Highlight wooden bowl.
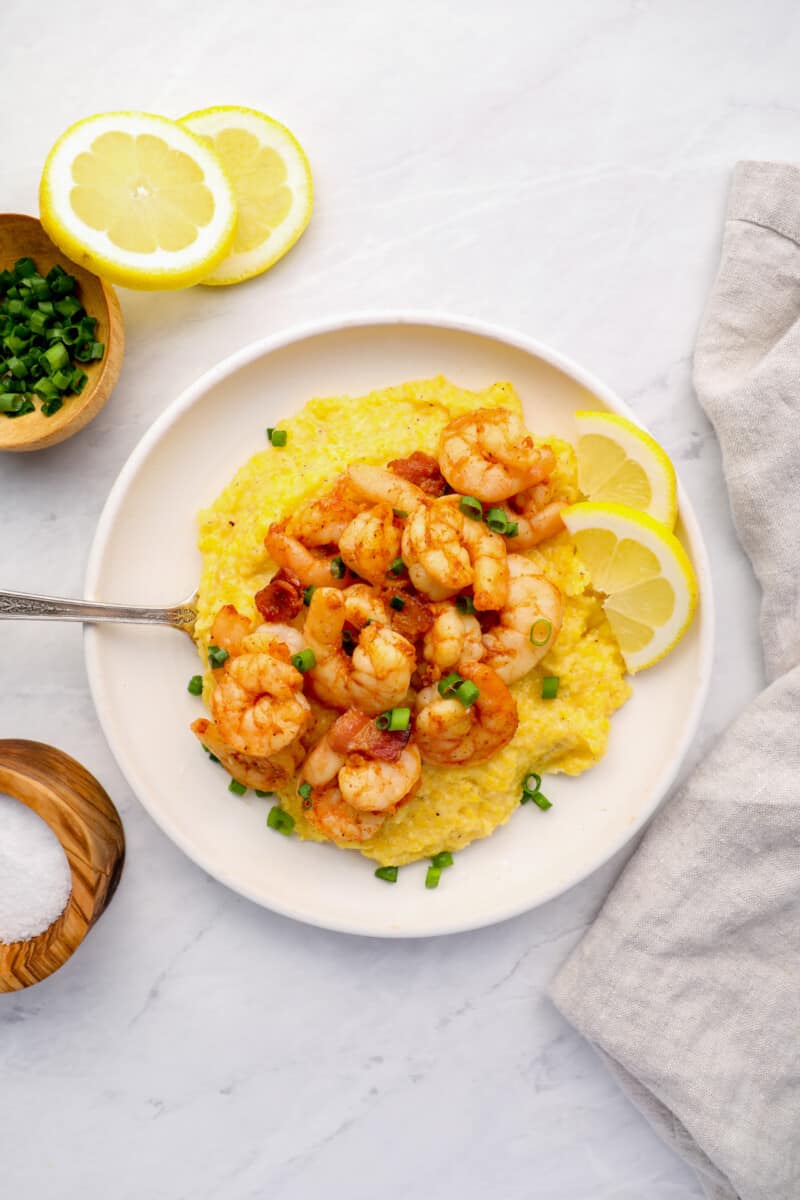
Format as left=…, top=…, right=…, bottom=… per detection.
left=0, top=214, right=124, bottom=452
left=0, top=741, right=125, bottom=992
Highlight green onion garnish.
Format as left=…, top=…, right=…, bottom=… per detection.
left=431, top=851, right=453, bottom=869
left=505, top=521, right=519, bottom=538
left=330, top=556, right=346, bottom=578
left=454, top=680, right=479, bottom=707
left=520, top=769, right=553, bottom=810
left=529, top=618, right=553, bottom=646
left=456, top=595, right=475, bottom=614
left=291, top=648, right=316, bottom=673
left=524, top=773, right=542, bottom=795
left=531, top=791, right=552, bottom=811
left=388, top=557, right=406, bottom=575
left=298, top=781, right=313, bottom=801
left=187, top=675, right=203, bottom=695
left=207, top=644, right=229, bottom=668
left=302, top=585, right=316, bottom=606
left=267, top=427, right=287, bottom=446
left=228, top=779, right=248, bottom=796
left=375, top=706, right=411, bottom=732
left=375, top=866, right=399, bottom=883
left=437, top=671, right=463, bottom=697
left=202, top=745, right=220, bottom=765
left=389, top=595, right=405, bottom=611
left=459, top=495, right=483, bottom=520
left=541, top=675, right=559, bottom=700
left=267, top=805, right=295, bottom=834
left=393, top=508, right=409, bottom=519
left=485, top=507, right=511, bottom=533
left=255, top=789, right=276, bottom=798
left=425, top=866, right=442, bottom=889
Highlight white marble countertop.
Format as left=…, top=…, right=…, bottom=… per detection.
left=2, top=0, right=789, bottom=1194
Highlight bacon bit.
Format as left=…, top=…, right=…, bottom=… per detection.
left=476, top=608, right=500, bottom=633
left=255, top=567, right=304, bottom=622
left=382, top=587, right=434, bottom=641
left=388, top=450, right=449, bottom=497
left=412, top=662, right=438, bottom=690
left=328, top=708, right=411, bottom=761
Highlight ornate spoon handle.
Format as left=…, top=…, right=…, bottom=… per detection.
left=0, top=589, right=197, bottom=634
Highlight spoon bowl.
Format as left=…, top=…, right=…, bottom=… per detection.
left=0, top=213, right=124, bottom=452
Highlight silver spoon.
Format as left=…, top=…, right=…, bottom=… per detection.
left=0, top=589, right=198, bottom=637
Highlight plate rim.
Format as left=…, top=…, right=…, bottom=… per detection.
left=84, top=310, right=715, bottom=937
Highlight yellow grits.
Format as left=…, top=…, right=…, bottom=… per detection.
left=196, top=377, right=631, bottom=865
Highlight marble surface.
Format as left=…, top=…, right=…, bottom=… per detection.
left=2, top=0, right=791, bottom=1194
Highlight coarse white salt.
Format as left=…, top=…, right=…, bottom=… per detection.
left=0, top=793, right=72, bottom=943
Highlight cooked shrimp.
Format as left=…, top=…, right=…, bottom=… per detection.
left=304, top=587, right=416, bottom=715
left=191, top=717, right=303, bottom=791
left=498, top=482, right=567, bottom=549
left=285, top=474, right=366, bottom=546
left=481, top=554, right=563, bottom=683
left=342, top=582, right=390, bottom=628
left=438, top=407, right=556, bottom=502
left=265, top=520, right=354, bottom=589
left=414, top=661, right=518, bottom=765
left=422, top=601, right=485, bottom=672
left=211, top=633, right=311, bottom=757
left=210, top=605, right=253, bottom=658
left=339, top=503, right=402, bottom=585
left=402, top=495, right=509, bottom=610
left=304, top=787, right=387, bottom=843
left=347, top=463, right=427, bottom=513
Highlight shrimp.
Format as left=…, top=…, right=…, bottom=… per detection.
left=209, top=604, right=253, bottom=658
left=481, top=554, right=563, bottom=683
left=342, top=582, right=390, bottom=628
left=402, top=495, right=509, bottom=610
left=438, top=407, right=556, bottom=502
left=211, top=631, right=311, bottom=757
left=285, top=474, right=367, bottom=546
left=303, top=587, right=416, bottom=715
left=191, top=717, right=303, bottom=791
left=498, top=482, right=567, bottom=549
left=301, top=708, right=422, bottom=843
left=422, top=601, right=485, bottom=672
left=347, top=463, right=427, bottom=513
left=265, top=520, right=355, bottom=589
left=414, top=661, right=518, bottom=765
left=339, top=503, right=402, bottom=585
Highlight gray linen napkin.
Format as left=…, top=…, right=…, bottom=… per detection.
left=550, top=161, right=800, bottom=1200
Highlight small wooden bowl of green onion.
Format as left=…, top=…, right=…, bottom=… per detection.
left=0, top=213, right=124, bottom=452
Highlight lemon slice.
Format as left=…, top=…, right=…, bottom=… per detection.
left=574, top=411, right=677, bottom=529
left=39, top=111, right=236, bottom=290
left=180, top=106, right=313, bottom=286
left=562, top=501, right=698, bottom=672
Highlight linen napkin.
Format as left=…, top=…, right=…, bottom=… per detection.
left=550, top=161, right=800, bottom=1200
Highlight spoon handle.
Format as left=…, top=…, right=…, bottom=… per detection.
left=0, top=589, right=196, bottom=633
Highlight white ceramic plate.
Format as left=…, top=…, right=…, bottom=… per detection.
left=85, top=314, right=713, bottom=938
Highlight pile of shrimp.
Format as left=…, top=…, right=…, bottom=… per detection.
left=192, top=406, right=568, bottom=847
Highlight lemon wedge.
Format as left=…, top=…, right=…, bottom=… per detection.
left=39, top=111, right=236, bottom=290
left=574, top=410, right=677, bottom=529
left=180, top=106, right=313, bottom=286
left=562, top=501, right=698, bottom=672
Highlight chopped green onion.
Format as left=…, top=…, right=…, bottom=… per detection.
left=459, top=495, right=483, bottom=520
left=297, top=781, right=313, bottom=801
left=431, top=851, right=453, bottom=869
left=454, top=680, right=479, bottom=707
left=7, top=356, right=27, bottom=379
left=302, top=585, right=316, bottom=606
left=291, top=648, right=316, bottom=672
left=267, top=427, right=287, bottom=447
left=207, top=644, right=229, bottom=668
left=13, top=257, right=36, bottom=279
left=201, top=745, right=220, bottom=764
left=456, top=595, right=475, bottom=614
left=531, top=791, right=552, bottom=811
left=485, top=507, right=510, bottom=533
left=388, top=557, right=406, bottom=575
left=51, top=369, right=72, bottom=391
left=505, top=521, right=519, bottom=538
left=375, top=706, right=411, bottom=732
left=330, top=556, right=346, bottom=579
left=437, top=671, right=463, bottom=697
left=187, top=674, right=203, bottom=695
left=255, top=789, right=276, bottom=798
left=524, top=773, right=542, bottom=795
left=393, top=508, right=409, bottom=519
left=425, top=866, right=442, bottom=889
left=375, top=866, right=399, bottom=883
left=40, top=396, right=63, bottom=417
left=228, top=778, right=248, bottom=796
left=43, top=342, right=69, bottom=372
left=0, top=393, right=25, bottom=413
left=389, top=595, right=405, bottom=611
left=541, top=675, right=559, bottom=700
left=529, top=618, right=553, bottom=647
left=267, top=805, right=295, bottom=835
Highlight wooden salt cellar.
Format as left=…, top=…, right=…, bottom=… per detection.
left=0, top=740, right=125, bottom=992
